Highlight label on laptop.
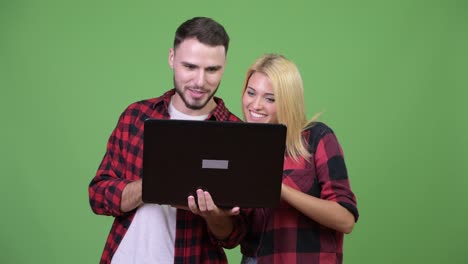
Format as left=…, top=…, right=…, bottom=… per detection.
left=202, top=159, right=229, bottom=169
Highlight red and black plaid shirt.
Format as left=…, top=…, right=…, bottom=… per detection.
left=241, top=122, right=359, bottom=264
left=89, top=89, right=246, bottom=264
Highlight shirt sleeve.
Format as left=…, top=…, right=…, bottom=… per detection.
left=210, top=208, right=251, bottom=249
left=314, top=128, right=359, bottom=222
left=88, top=110, right=132, bottom=217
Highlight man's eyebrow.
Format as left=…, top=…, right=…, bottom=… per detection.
left=206, top=65, right=223, bottom=71
left=181, top=62, right=198, bottom=67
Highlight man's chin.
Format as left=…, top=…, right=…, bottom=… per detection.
left=179, top=90, right=216, bottom=111
left=182, top=98, right=205, bottom=110
left=186, top=103, right=205, bottom=110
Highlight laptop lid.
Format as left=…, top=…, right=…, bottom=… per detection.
left=142, top=119, right=287, bottom=208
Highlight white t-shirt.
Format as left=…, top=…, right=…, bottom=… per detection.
left=111, top=97, right=208, bottom=263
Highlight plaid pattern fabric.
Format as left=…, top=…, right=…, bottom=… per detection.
left=240, top=122, right=359, bottom=264
left=89, top=89, right=245, bottom=264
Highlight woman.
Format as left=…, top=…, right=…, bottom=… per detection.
left=240, top=54, right=359, bottom=264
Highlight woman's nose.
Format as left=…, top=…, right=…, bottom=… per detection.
left=252, top=97, right=262, bottom=110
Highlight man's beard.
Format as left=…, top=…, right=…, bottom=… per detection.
left=174, top=78, right=220, bottom=110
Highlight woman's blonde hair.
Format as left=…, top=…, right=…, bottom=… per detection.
left=242, top=54, right=319, bottom=161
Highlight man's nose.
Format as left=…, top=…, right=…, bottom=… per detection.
left=194, top=70, right=205, bottom=88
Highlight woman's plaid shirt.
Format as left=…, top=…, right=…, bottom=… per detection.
left=241, top=122, right=359, bottom=264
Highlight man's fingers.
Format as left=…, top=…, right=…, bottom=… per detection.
left=187, top=195, right=199, bottom=214
left=229, top=206, right=240, bottom=215
left=196, top=189, right=207, bottom=211
left=203, top=191, right=216, bottom=211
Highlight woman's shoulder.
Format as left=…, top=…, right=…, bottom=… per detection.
left=302, top=121, right=336, bottom=152
left=303, top=121, right=334, bottom=137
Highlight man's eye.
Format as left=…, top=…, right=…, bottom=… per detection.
left=206, top=68, right=218, bottom=73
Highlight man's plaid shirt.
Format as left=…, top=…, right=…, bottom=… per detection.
left=89, top=89, right=246, bottom=264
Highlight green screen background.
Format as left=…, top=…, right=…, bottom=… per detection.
left=1, top=0, right=467, bottom=263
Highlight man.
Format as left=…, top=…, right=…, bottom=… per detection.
left=89, top=17, right=247, bottom=264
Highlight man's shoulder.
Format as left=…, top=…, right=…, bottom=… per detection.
left=224, top=111, right=242, bottom=122
left=120, top=98, right=157, bottom=116
left=121, top=90, right=173, bottom=116
left=212, top=96, right=242, bottom=122
left=214, top=110, right=242, bottom=122
left=126, top=97, right=159, bottom=109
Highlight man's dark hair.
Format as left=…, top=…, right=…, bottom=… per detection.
left=174, top=17, right=230, bottom=53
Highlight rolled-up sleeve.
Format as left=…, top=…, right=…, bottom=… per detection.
left=315, top=131, right=359, bottom=222
left=89, top=112, right=131, bottom=217
left=210, top=208, right=252, bottom=249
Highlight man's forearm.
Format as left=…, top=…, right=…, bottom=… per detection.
left=121, top=180, right=144, bottom=212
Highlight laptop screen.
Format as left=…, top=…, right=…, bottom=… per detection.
left=142, top=119, right=286, bottom=208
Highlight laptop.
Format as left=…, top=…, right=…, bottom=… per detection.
left=142, top=119, right=287, bottom=208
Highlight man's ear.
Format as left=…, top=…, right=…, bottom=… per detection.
left=168, top=48, right=174, bottom=69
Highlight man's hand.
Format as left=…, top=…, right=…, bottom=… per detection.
left=187, top=189, right=240, bottom=217
left=187, top=189, right=240, bottom=240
